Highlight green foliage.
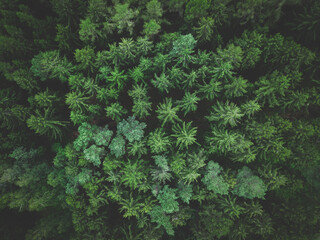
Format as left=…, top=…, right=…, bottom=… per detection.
left=176, top=92, right=200, bottom=116
left=207, top=101, right=244, bottom=127
left=197, top=79, right=222, bottom=100
left=195, top=17, right=215, bottom=42
left=144, top=20, right=161, bottom=36
left=117, top=116, right=147, bottom=143
left=172, top=121, right=198, bottom=150
left=120, top=159, right=147, bottom=190
left=79, top=17, right=101, bottom=43
left=233, top=166, right=267, bottom=199
left=31, top=50, right=73, bottom=82
left=151, top=155, right=172, bottom=184
left=217, top=44, right=243, bottom=69
left=149, top=205, right=174, bottom=235
left=109, top=135, right=126, bottom=158
left=128, top=138, right=148, bottom=158
left=185, top=0, right=210, bottom=22
left=111, top=3, right=139, bottom=35
left=27, top=109, right=68, bottom=140
left=151, top=73, right=173, bottom=93
left=156, top=98, right=181, bottom=127
left=74, top=46, right=95, bottom=72
left=178, top=183, right=193, bottom=204
left=202, top=161, right=229, bottom=195
left=224, top=76, right=248, bottom=98
left=65, top=91, right=90, bottom=113
left=147, top=128, right=172, bottom=154
left=83, top=145, right=105, bottom=166
left=157, top=185, right=179, bottom=214
left=255, top=71, right=291, bottom=107
left=170, top=34, right=197, bottom=68
left=105, top=102, right=128, bottom=122
left=1, top=1, right=319, bottom=239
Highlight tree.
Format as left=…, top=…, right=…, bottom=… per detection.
left=31, top=50, right=73, bottom=82
left=83, top=145, right=105, bottom=166
left=79, top=17, right=101, bottom=43
left=147, top=128, right=172, bottom=154
left=149, top=205, right=174, bottom=236
left=151, top=155, right=172, bottom=184
left=197, top=79, right=222, bottom=100
left=120, top=159, right=147, bottom=190
left=74, top=46, right=95, bottom=72
left=194, top=17, right=215, bottom=42
left=143, top=20, right=161, bottom=37
left=105, top=102, right=127, bottom=122
left=207, top=101, right=244, bottom=127
left=111, top=3, right=139, bottom=35
left=152, top=73, right=173, bottom=93
left=117, top=116, right=147, bottom=143
left=127, top=138, right=148, bottom=158
left=65, top=91, right=91, bottom=113
left=157, top=185, right=179, bottom=214
left=170, top=34, right=197, bottom=68
left=232, top=166, right=267, bottom=199
left=224, top=76, right=248, bottom=98
left=202, top=161, right=229, bottom=195
left=27, top=109, right=68, bottom=140
left=132, top=99, right=152, bottom=119
left=109, top=135, right=126, bottom=158
left=156, top=98, right=181, bottom=127
left=176, top=92, right=200, bottom=116
left=171, top=121, right=198, bottom=150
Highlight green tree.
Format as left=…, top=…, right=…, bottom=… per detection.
left=65, top=91, right=91, bottom=113
left=202, top=161, right=229, bottom=195
left=83, top=145, right=105, bottom=166
left=109, top=135, right=126, bottom=158
left=111, top=3, right=139, bottom=35
left=207, top=101, right=244, bottom=127
left=156, top=98, right=181, bottom=127
left=147, top=128, right=172, bottom=154
left=157, top=185, right=179, bottom=214
left=232, top=166, right=267, bottom=199
left=105, top=102, right=127, bottom=122
left=27, top=109, right=68, bottom=140
left=120, top=159, right=147, bottom=190
left=176, top=92, right=200, bottom=116
left=194, top=17, right=215, bottom=42
left=170, top=34, right=197, bottom=68
left=171, top=121, right=198, bottom=150
left=117, top=116, right=147, bottom=143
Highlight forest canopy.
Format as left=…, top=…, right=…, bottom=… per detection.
left=0, top=0, right=320, bottom=239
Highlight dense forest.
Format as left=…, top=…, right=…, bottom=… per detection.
left=0, top=0, right=320, bottom=239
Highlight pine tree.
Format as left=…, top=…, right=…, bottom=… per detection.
left=156, top=98, right=181, bottom=127
left=171, top=121, right=198, bottom=150
left=207, top=101, right=244, bottom=127
left=176, top=92, right=200, bottom=116
left=27, top=109, right=68, bottom=140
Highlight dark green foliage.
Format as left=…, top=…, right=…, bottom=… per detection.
left=233, top=166, right=267, bottom=199
left=1, top=1, right=319, bottom=239
left=109, top=135, right=126, bottom=158
left=171, top=121, right=198, bottom=150
left=156, top=98, right=181, bottom=127
left=202, top=161, right=229, bottom=195
left=170, top=34, right=197, bottom=68
left=31, top=50, right=73, bottom=82
left=147, top=128, right=172, bottom=154
left=207, top=101, right=244, bottom=127
left=27, top=109, right=68, bottom=140
left=117, top=116, right=147, bottom=143
left=83, top=145, right=105, bottom=166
